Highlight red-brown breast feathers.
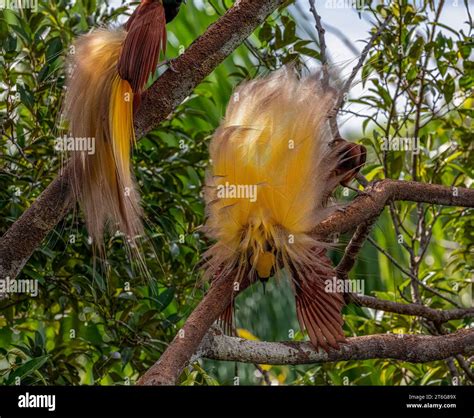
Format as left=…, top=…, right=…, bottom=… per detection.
left=117, top=1, right=167, bottom=93
left=293, top=248, right=346, bottom=351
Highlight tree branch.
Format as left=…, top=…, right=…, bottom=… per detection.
left=311, top=179, right=474, bottom=238
left=138, top=179, right=474, bottom=385
left=0, top=0, right=287, bottom=281
left=3, top=2, right=473, bottom=385
left=352, top=294, right=474, bottom=323
left=198, top=328, right=474, bottom=365
left=137, top=271, right=237, bottom=385
left=308, top=0, right=329, bottom=85
left=0, top=164, right=74, bottom=281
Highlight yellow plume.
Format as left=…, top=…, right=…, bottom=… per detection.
left=202, top=69, right=358, bottom=350
left=64, top=29, right=142, bottom=244
left=203, top=69, right=341, bottom=282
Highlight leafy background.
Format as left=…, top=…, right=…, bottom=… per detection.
left=0, top=0, right=472, bottom=385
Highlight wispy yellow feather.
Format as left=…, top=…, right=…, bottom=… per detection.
left=203, top=70, right=343, bottom=283
left=64, top=29, right=142, bottom=244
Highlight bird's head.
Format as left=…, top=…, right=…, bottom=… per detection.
left=162, top=0, right=185, bottom=23
left=329, top=137, right=367, bottom=187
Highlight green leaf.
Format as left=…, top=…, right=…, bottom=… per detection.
left=444, top=74, right=455, bottom=104
left=155, top=287, right=175, bottom=312
left=459, top=74, right=473, bottom=90
left=7, top=355, right=49, bottom=384
left=45, top=36, right=63, bottom=63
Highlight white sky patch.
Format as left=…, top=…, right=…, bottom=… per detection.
left=108, top=0, right=469, bottom=135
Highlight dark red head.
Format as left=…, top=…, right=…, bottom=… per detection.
left=330, top=137, right=367, bottom=186
left=163, top=0, right=184, bottom=22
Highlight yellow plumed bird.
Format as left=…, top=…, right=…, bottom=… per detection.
left=65, top=29, right=139, bottom=244
left=63, top=1, right=185, bottom=245
left=203, top=69, right=366, bottom=351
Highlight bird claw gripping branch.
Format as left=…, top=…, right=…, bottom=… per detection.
left=202, top=70, right=367, bottom=352
left=63, top=0, right=184, bottom=246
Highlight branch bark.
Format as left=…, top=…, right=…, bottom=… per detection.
left=198, top=328, right=474, bottom=365
left=138, top=179, right=474, bottom=385
left=0, top=0, right=287, bottom=281
left=137, top=272, right=236, bottom=385
left=0, top=164, right=74, bottom=280
left=311, top=179, right=474, bottom=238
left=352, top=294, right=474, bottom=323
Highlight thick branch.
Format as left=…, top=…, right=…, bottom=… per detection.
left=352, top=294, right=474, bottom=323
left=137, top=272, right=236, bottom=385
left=367, top=235, right=462, bottom=307
left=312, top=179, right=474, bottom=238
left=0, top=164, right=74, bottom=280
left=142, top=179, right=474, bottom=384
left=0, top=0, right=287, bottom=281
left=199, top=328, right=474, bottom=365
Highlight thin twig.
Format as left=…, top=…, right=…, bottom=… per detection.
left=308, top=0, right=329, bottom=85
left=351, top=294, right=474, bottom=323
left=367, top=236, right=462, bottom=308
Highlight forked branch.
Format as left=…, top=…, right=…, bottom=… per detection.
left=138, top=179, right=474, bottom=385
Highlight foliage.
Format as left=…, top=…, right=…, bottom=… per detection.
left=0, top=0, right=472, bottom=386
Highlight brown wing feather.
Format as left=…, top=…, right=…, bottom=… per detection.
left=117, top=2, right=167, bottom=93
left=293, top=251, right=346, bottom=351
left=124, top=4, right=140, bottom=31
left=218, top=301, right=235, bottom=336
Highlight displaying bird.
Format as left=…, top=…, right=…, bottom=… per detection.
left=63, top=0, right=184, bottom=244
left=202, top=70, right=366, bottom=351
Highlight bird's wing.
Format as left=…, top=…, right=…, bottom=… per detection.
left=117, top=1, right=167, bottom=93
left=293, top=251, right=346, bottom=352
left=218, top=300, right=235, bottom=336
left=123, top=3, right=140, bottom=31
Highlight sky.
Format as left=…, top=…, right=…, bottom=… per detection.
left=288, top=1, right=470, bottom=135
left=111, top=0, right=471, bottom=135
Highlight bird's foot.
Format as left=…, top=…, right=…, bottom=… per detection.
left=344, top=184, right=370, bottom=197
left=158, top=58, right=179, bottom=73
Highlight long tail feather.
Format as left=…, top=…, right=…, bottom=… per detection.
left=64, top=29, right=142, bottom=244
